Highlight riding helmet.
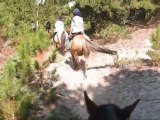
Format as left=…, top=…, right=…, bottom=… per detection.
left=73, top=8, right=81, bottom=16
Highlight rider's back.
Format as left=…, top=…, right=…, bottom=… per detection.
left=71, top=16, right=84, bottom=33
left=54, top=20, right=64, bottom=32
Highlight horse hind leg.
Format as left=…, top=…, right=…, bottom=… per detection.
left=83, top=44, right=90, bottom=78
left=72, top=54, right=79, bottom=70
left=84, top=58, right=88, bottom=78
left=60, top=45, right=65, bottom=55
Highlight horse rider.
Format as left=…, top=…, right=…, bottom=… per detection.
left=44, top=19, right=51, bottom=33
left=52, top=16, right=65, bottom=39
left=52, top=16, right=72, bottom=52
left=64, top=8, right=90, bottom=50
left=69, top=8, right=90, bottom=41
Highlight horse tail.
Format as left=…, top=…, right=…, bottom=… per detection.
left=85, top=39, right=117, bottom=55
left=61, top=31, right=66, bottom=46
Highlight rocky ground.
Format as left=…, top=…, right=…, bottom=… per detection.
left=44, top=28, right=160, bottom=120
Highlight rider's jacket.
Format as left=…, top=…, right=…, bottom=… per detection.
left=54, top=20, right=64, bottom=32
left=71, top=16, right=84, bottom=34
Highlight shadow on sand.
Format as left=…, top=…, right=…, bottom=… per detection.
left=53, top=68, right=160, bottom=120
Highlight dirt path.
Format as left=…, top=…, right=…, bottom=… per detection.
left=0, top=38, right=15, bottom=69
left=44, top=28, right=160, bottom=119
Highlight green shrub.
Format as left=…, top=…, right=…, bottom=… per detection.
left=147, top=50, right=160, bottom=66
left=0, top=56, right=48, bottom=120
left=49, top=48, right=58, bottom=63
left=0, top=99, right=17, bottom=120
left=147, top=25, right=160, bottom=66
left=33, top=60, right=40, bottom=70
left=0, top=107, right=4, bottom=120
left=18, top=28, right=50, bottom=58
left=136, top=0, right=156, bottom=20
left=110, top=1, right=129, bottom=23
left=0, top=2, right=59, bottom=119
left=99, top=23, right=130, bottom=44
left=0, top=58, right=23, bottom=100
left=20, top=57, right=34, bottom=83
left=48, top=88, right=58, bottom=102
left=151, top=25, right=160, bottom=50
left=16, top=93, right=35, bottom=120
left=0, top=57, right=31, bottom=120
left=0, top=42, right=53, bottom=118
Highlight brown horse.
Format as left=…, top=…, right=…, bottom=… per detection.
left=84, top=91, right=140, bottom=120
left=52, top=31, right=68, bottom=55
left=70, top=34, right=118, bottom=77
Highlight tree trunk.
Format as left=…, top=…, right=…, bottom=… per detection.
left=129, top=8, right=136, bottom=18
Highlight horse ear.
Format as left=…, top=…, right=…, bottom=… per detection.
left=84, top=91, right=97, bottom=115
left=122, top=99, right=140, bottom=119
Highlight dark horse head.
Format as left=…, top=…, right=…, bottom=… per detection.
left=44, top=20, right=51, bottom=32
left=84, top=91, right=140, bottom=120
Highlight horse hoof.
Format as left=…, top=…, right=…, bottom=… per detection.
left=84, top=74, right=87, bottom=78
left=75, top=68, right=79, bottom=71
left=73, top=67, right=79, bottom=71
